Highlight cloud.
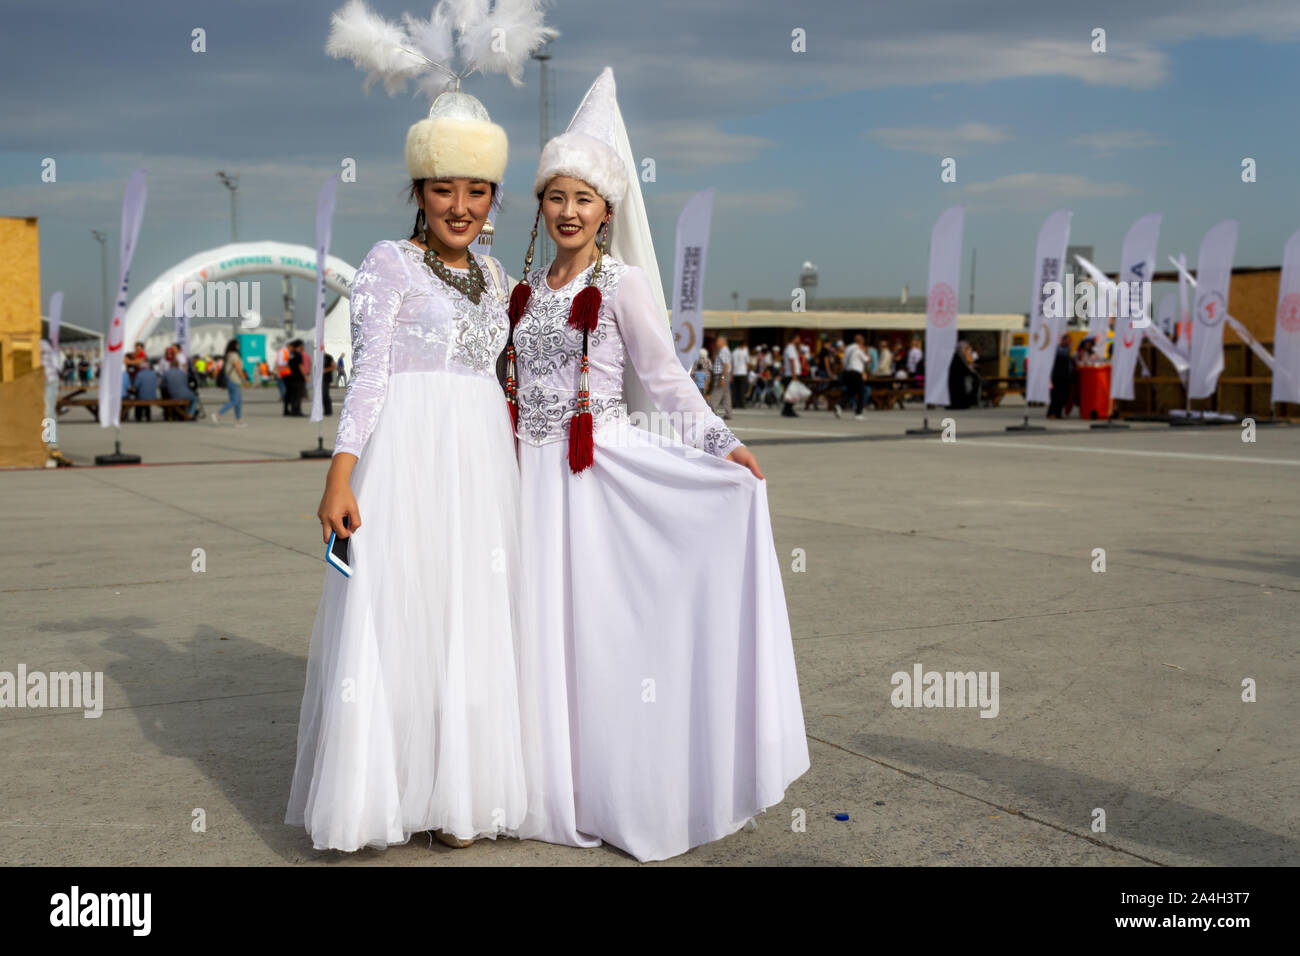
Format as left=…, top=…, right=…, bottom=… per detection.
left=866, top=122, right=1011, bottom=153
left=961, top=172, right=1136, bottom=210
left=1069, top=129, right=1170, bottom=154
left=634, top=122, right=778, bottom=172
left=645, top=188, right=801, bottom=217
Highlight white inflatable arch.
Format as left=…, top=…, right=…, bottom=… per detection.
left=122, top=240, right=358, bottom=361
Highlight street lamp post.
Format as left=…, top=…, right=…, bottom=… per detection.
left=216, top=171, right=240, bottom=338
left=91, top=229, right=109, bottom=333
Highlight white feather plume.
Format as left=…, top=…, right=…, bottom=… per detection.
left=326, top=0, right=557, bottom=102
left=457, top=0, right=559, bottom=87
left=325, top=0, right=426, bottom=96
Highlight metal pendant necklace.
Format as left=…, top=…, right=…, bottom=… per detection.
left=418, top=236, right=486, bottom=305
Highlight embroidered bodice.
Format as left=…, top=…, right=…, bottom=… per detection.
left=334, top=239, right=508, bottom=458
left=511, top=255, right=740, bottom=458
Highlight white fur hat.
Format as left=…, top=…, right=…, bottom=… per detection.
left=405, top=90, right=507, bottom=182
left=533, top=68, right=627, bottom=204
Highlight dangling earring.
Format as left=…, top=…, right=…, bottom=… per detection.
left=479, top=219, right=494, bottom=247
left=417, top=207, right=428, bottom=245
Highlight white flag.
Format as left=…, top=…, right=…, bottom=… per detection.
left=311, top=174, right=340, bottom=423
left=99, top=169, right=148, bottom=429
left=48, top=290, right=63, bottom=352
left=924, top=205, right=964, bottom=407
left=1026, top=209, right=1072, bottom=403
left=1111, top=213, right=1161, bottom=401
left=1272, top=228, right=1300, bottom=405
left=670, top=189, right=714, bottom=371
left=1188, top=221, right=1238, bottom=399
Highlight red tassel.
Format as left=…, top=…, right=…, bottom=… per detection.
left=568, top=285, right=602, bottom=332
left=507, top=282, right=532, bottom=326
left=568, top=410, right=594, bottom=472
left=508, top=400, right=518, bottom=430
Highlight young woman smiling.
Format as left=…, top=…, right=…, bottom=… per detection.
left=505, top=68, right=810, bottom=863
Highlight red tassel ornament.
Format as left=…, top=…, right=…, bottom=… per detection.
left=507, top=282, right=532, bottom=326
left=568, top=284, right=602, bottom=332
left=568, top=354, right=595, bottom=472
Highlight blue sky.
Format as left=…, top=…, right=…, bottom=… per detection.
left=2, top=0, right=1299, bottom=330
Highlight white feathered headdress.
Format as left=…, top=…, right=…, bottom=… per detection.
left=326, top=0, right=558, bottom=181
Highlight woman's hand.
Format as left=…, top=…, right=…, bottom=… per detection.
left=726, top=445, right=764, bottom=480
left=318, top=455, right=361, bottom=544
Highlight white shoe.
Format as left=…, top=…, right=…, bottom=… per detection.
left=210, top=412, right=220, bottom=425
left=833, top=404, right=842, bottom=418
left=854, top=412, right=864, bottom=420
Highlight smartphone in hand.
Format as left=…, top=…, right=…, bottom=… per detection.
left=326, top=514, right=352, bottom=577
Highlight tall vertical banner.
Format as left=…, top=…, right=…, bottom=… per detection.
left=174, top=283, right=190, bottom=359
left=1111, top=213, right=1161, bottom=401
left=1272, top=228, right=1300, bottom=405
left=1189, top=220, right=1238, bottom=400
left=924, top=205, right=964, bottom=407
left=1026, top=208, right=1072, bottom=403
left=311, top=174, right=340, bottom=423
left=48, top=291, right=63, bottom=352
left=98, top=169, right=148, bottom=429
left=670, top=189, right=714, bottom=371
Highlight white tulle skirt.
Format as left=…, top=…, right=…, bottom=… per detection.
left=285, top=371, right=526, bottom=852
left=511, top=417, right=811, bottom=862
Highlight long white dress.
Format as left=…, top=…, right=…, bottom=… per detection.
left=510, top=255, right=810, bottom=862
left=286, top=239, right=527, bottom=851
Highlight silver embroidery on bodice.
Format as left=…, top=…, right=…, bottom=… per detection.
left=334, top=239, right=508, bottom=458
left=512, top=257, right=630, bottom=445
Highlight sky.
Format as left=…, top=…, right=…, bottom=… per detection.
left=3, top=0, right=1299, bottom=332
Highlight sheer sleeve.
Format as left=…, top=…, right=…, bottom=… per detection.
left=614, top=264, right=741, bottom=458
left=334, top=241, right=404, bottom=458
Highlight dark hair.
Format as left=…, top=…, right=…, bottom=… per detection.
left=407, top=178, right=499, bottom=241
left=224, top=338, right=239, bottom=355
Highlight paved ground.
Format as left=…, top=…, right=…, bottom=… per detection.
left=2, top=386, right=1296, bottom=865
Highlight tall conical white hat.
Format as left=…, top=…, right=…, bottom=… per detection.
left=532, top=67, right=628, bottom=203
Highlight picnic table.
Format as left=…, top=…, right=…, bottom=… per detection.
left=60, top=397, right=195, bottom=421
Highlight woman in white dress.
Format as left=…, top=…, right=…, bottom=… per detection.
left=506, top=68, right=811, bottom=862
left=286, top=1, right=554, bottom=852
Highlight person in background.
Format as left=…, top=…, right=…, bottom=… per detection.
left=321, top=351, right=336, bottom=416
left=781, top=337, right=800, bottom=417
left=730, top=338, right=749, bottom=410
left=835, top=333, right=868, bottom=419
left=1047, top=332, right=1075, bottom=419
left=276, top=340, right=292, bottom=412
left=335, top=351, right=347, bottom=388
left=691, top=347, right=711, bottom=395
left=213, top=338, right=249, bottom=427
left=160, top=361, right=197, bottom=419
left=708, top=334, right=733, bottom=420
left=906, top=336, right=924, bottom=377
left=876, top=338, right=894, bottom=377
left=287, top=339, right=306, bottom=416
left=134, top=361, right=159, bottom=420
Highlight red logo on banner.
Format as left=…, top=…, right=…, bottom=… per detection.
left=1281, top=292, right=1300, bottom=332
left=929, top=281, right=956, bottom=328
left=1122, top=334, right=1136, bottom=349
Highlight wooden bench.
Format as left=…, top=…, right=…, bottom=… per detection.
left=61, top=397, right=194, bottom=421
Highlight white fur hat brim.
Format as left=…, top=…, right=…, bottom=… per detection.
left=532, top=131, right=627, bottom=204
left=405, top=116, right=508, bottom=182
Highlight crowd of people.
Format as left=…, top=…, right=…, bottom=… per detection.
left=690, top=333, right=931, bottom=418
left=49, top=337, right=346, bottom=425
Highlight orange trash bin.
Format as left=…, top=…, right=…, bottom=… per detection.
left=1078, top=364, right=1112, bottom=419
